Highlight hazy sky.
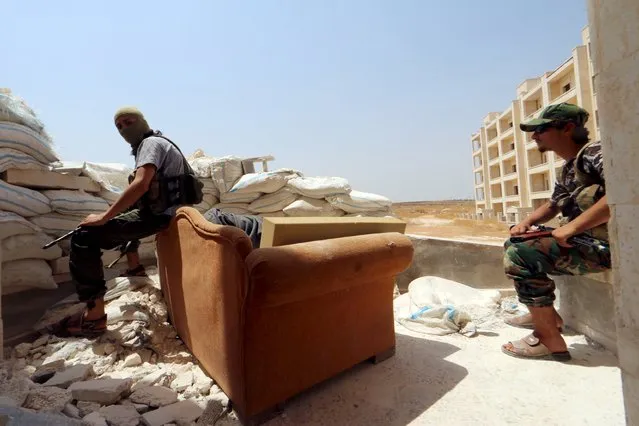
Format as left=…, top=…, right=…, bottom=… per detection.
left=3, top=1, right=589, bottom=201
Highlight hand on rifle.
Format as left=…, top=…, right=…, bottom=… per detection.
left=510, top=222, right=533, bottom=236
left=80, top=213, right=108, bottom=227
left=551, top=224, right=577, bottom=248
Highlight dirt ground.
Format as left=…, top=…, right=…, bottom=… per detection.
left=392, top=200, right=509, bottom=243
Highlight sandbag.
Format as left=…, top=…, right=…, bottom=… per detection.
left=210, top=156, right=244, bottom=193
left=286, top=176, right=351, bottom=199
left=29, top=213, right=80, bottom=237
left=2, top=259, right=57, bottom=295
left=229, top=169, right=300, bottom=194
left=248, top=188, right=298, bottom=213
left=283, top=197, right=345, bottom=217
left=193, top=193, right=219, bottom=213
left=42, top=189, right=109, bottom=216
left=1, top=232, right=62, bottom=262
left=0, top=91, right=52, bottom=140
left=326, top=190, right=393, bottom=213
left=220, top=191, right=262, bottom=204
left=0, top=180, right=52, bottom=217
left=0, top=148, right=47, bottom=173
left=0, top=211, right=42, bottom=240
left=210, top=203, right=250, bottom=215
left=190, top=156, right=217, bottom=178
left=0, top=121, right=59, bottom=163
left=200, top=178, right=219, bottom=197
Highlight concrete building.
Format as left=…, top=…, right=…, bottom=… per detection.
left=471, top=26, right=600, bottom=225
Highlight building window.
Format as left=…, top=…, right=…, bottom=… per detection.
left=512, top=164, right=517, bottom=173
left=514, top=185, right=519, bottom=195
left=595, top=110, right=599, bottom=127
left=562, top=83, right=571, bottom=93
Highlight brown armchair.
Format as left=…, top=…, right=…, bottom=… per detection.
left=155, top=207, right=414, bottom=424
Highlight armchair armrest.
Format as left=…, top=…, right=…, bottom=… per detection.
left=245, top=232, right=414, bottom=307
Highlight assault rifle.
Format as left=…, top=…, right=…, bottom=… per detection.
left=42, top=228, right=135, bottom=269
left=509, top=225, right=609, bottom=253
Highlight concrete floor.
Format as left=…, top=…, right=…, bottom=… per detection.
left=261, top=322, right=625, bottom=425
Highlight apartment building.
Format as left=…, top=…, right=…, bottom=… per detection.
left=471, top=26, right=599, bottom=225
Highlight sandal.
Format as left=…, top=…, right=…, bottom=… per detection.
left=119, top=265, right=147, bottom=277
left=502, top=333, right=571, bottom=362
left=51, top=309, right=107, bottom=338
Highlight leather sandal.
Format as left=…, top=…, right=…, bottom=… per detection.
left=53, top=310, right=107, bottom=338
left=501, top=333, right=571, bottom=362
left=119, top=265, right=147, bottom=277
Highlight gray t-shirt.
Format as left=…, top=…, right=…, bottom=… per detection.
left=135, top=135, right=186, bottom=215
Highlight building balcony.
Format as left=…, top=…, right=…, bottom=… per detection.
left=501, top=149, right=516, bottom=160
left=500, top=127, right=514, bottom=138
left=475, top=181, right=484, bottom=187
left=550, top=87, right=577, bottom=105
left=475, top=199, right=486, bottom=204
left=502, top=172, right=518, bottom=181
left=487, top=136, right=499, bottom=147
left=473, top=164, right=483, bottom=172
left=528, top=162, right=551, bottom=173
left=530, top=190, right=552, bottom=199
left=504, top=194, right=520, bottom=201
left=489, top=176, right=502, bottom=184
left=491, top=197, right=504, bottom=203
left=489, top=157, right=500, bottom=166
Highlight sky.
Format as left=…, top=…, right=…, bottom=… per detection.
left=3, top=0, right=589, bottom=202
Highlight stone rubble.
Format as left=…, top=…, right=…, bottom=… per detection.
left=0, top=269, right=238, bottom=425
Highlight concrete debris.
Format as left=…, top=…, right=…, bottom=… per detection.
left=43, top=363, right=93, bottom=389
left=0, top=405, right=84, bottom=425
left=0, top=272, right=237, bottom=425
left=141, top=400, right=204, bottom=426
left=68, top=378, right=132, bottom=404
left=130, top=386, right=178, bottom=407
left=98, top=404, right=140, bottom=426
left=22, top=386, right=72, bottom=412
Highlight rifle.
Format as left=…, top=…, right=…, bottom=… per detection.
left=42, top=228, right=135, bottom=269
left=509, top=225, right=609, bottom=253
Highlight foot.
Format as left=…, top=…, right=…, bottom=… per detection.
left=119, top=265, right=147, bottom=277
left=54, top=309, right=107, bottom=338
left=502, top=332, right=571, bottom=361
left=505, top=312, right=564, bottom=331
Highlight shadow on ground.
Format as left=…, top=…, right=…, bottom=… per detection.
left=264, top=333, right=467, bottom=426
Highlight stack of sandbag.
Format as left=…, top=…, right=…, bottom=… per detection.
left=0, top=89, right=63, bottom=294
left=185, top=148, right=394, bottom=218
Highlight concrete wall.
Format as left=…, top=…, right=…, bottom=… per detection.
left=400, top=234, right=617, bottom=355
left=587, top=1, right=639, bottom=423
left=397, top=235, right=511, bottom=292
left=555, top=271, right=616, bottom=353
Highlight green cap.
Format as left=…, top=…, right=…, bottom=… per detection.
left=519, top=102, right=589, bottom=132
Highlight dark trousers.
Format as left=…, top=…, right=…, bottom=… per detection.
left=69, top=209, right=171, bottom=303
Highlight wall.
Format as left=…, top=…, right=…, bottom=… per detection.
left=399, top=235, right=617, bottom=354
left=396, top=235, right=511, bottom=292
left=587, top=0, right=639, bottom=424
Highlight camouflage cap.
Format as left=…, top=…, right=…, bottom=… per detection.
left=520, top=102, right=589, bottom=132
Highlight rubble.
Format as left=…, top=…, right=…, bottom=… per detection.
left=0, top=270, right=237, bottom=425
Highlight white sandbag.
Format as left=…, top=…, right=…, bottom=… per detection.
left=210, top=203, right=250, bottom=215
left=49, top=161, right=84, bottom=175
left=229, top=169, right=301, bottom=194
left=193, top=193, right=219, bottom=213
left=210, top=156, right=244, bottom=193
left=283, top=197, right=345, bottom=217
left=2, top=232, right=62, bottom=262
left=42, top=189, right=110, bottom=216
left=29, top=213, right=80, bottom=237
left=248, top=188, right=298, bottom=213
left=0, top=121, right=59, bottom=163
left=326, top=190, right=393, bottom=213
left=190, top=156, right=217, bottom=178
left=0, top=211, right=42, bottom=240
left=0, top=180, right=52, bottom=217
left=2, top=259, right=57, bottom=295
left=0, top=91, right=52, bottom=140
left=286, top=176, right=351, bottom=199
left=200, top=178, right=219, bottom=197
left=82, top=162, right=131, bottom=196
left=220, top=191, right=262, bottom=204
left=344, top=210, right=394, bottom=217
left=0, top=148, right=47, bottom=173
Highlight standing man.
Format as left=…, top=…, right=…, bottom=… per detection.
left=58, top=106, right=194, bottom=337
left=501, top=103, right=611, bottom=361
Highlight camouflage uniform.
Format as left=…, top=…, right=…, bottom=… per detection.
left=504, top=139, right=611, bottom=307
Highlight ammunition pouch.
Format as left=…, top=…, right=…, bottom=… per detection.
left=130, top=133, right=204, bottom=215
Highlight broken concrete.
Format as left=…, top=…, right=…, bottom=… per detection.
left=68, top=378, right=132, bottom=405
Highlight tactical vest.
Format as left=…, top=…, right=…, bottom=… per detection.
left=129, top=133, right=204, bottom=215
left=558, top=140, right=608, bottom=241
